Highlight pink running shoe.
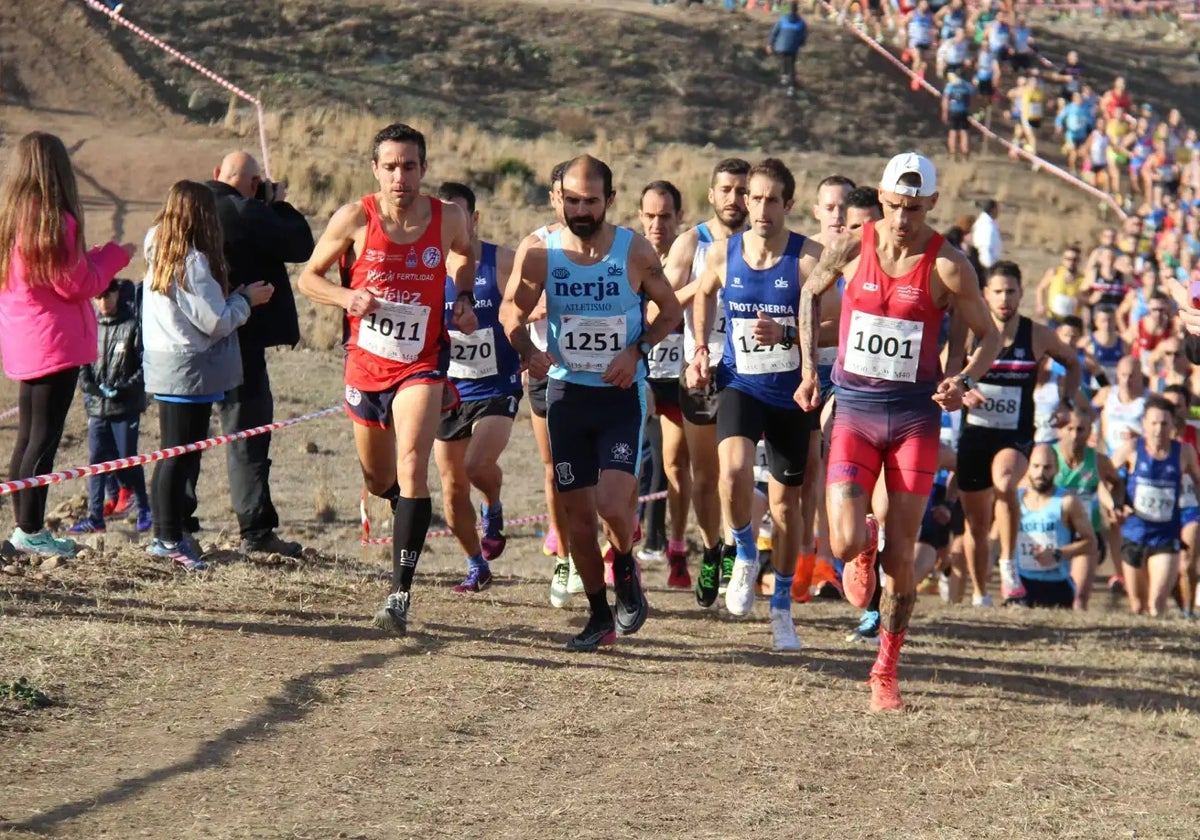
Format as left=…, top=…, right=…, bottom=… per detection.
left=542, top=526, right=559, bottom=557
left=843, top=515, right=879, bottom=610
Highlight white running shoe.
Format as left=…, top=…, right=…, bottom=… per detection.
left=972, top=593, right=994, bottom=607
left=998, top=559, right=1027, bottom=600
left=724, top=558, right=757, bottom=617
left=636, top=547, right=666, bottom=564
left=550, top=559, right=571, bottom=609
left=566, top=556, right=585, bottom=594
left=770, top=608, right=802, bottom=652
left=937, top=573, right=951, bottom=603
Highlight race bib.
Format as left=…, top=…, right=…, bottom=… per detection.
left=648, top=333, right=684, bottom=380
left=447, top=327, right=498, bottom=379
left=731, top=317, right=799, bottom=376
left=1133, top=482, right=1176, bottom=523
left=1182, top=475, right=1198, bottom=510
left=357, top=300, right=430, bottom=363
left=966, top=382, right=1022, bottom=430
left=1016, top=530, right=1056, bottom=574
left=842, top=311, right=923, bottom=382
left=558, top=315, right=625, bottom=373
left=1051, top=293, right=1077, bottom=317
left=708, top=312, right=727, bottom=359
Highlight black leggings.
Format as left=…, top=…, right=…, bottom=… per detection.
left=151, top=400, right=212, bottom=543
left=9, top=367, right=80, bottom=533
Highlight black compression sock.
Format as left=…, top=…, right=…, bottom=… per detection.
left=381, top=482, right=401, bottom=511
left=586, top=587, right=611, bottom=620
left=392, top=496, right=433, bottom=592
left=613, top=549, right=635, bottom=577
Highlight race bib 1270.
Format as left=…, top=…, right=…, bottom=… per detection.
left=447, top=327, right=498, bottom=379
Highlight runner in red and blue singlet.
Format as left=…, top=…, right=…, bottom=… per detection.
left=795, top=153, right=1002, bottom=713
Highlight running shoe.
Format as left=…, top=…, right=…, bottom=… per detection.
left=542, top=526, right=559, bottom=557
left=147, top=537, right=206, bottom=572
left=613, top=557, right=648, bottom=636
left=566, top=556, right=585, bottom=594
left=453, top=567, right=493, bottom=594
left=111, top=487, right=134, bottom=517
left=666, top=549, right=691, bottom=589
left=241, top=531, right=302, bottom=558
left=565, top=611, right=617, bottom=652
left=868, top=672, right=906, bottom=713
left=718, top=550, right=735, bottom=597
left=550, top=559, right=571, bottom=608
left=972, top=593, right=994, bottom=607
left=843, top=514, right=879, bottom=610
left=135, top=508, right=153, bottom=533
left=724, top=557, right=758, bottom=617
left=770, top=607, right=802, bottom=652
left=998, top=559, right=1027, bottom=600
left=1107, top=574, right=1126, bottom=595
left=480, top=506, right=507, bottom=561
left=9, top=528, right=79, bottom=558
left=372, top=591, right=410, bottom=636
left=846, top=610, right=881, bottom=643
left=937, top=572, right=951, bottom=603
left=637, top=547, right=666, bottom=564
left=67, top=516, right=106, bottom=534
left=695, top=548, right=720, bottom=610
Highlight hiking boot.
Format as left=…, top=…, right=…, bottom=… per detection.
left=241, top=531, right=302, bottom=558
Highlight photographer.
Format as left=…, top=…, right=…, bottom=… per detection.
left=206, top=152, right=315, bottom=556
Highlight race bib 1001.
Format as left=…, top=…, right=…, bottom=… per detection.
left=731, top=317, right=799, bottom=376
left=648, top=333, right=684, bottom=380
left=966, top=382, right=1022, bottom=430
left=1134, top=482, right=1176, bottom=523
left=558, top=314, right=625, bottom=373
left=841, top=311, right=923, bottom=382
left=357, top=300, right=430, bottom=363
left=447, top=327, right=498, bottom=379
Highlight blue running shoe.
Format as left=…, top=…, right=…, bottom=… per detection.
left=846, top=610, right=880, bottom=643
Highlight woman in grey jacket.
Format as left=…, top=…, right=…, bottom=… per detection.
left=142, top=181, right=273, bottom=570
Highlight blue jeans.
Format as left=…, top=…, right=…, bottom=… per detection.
left=88, top=413, right=149, bottom=520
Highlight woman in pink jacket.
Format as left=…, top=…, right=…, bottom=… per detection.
left=0, top=131, right=133, bottom=557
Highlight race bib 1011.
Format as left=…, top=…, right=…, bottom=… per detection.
left=357, top=300, right=430, bottom=363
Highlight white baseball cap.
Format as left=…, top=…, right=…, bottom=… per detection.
left=880, top=153, right=938, bottom=198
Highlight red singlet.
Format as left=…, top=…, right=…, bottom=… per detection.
left=833, top=220, right=948, bottom=398
left=344, top=195, right=447, bottom=391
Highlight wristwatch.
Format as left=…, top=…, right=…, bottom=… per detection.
left=957, top=374, right=977, bottom=391
left=456, top=289, right=476, bottom=306
left=1052, top=548, right=1064, bottom=563
left=637, top=340, right=652, bottom=359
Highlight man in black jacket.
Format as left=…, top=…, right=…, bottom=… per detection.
left=207, top=151, right=315, bottom=556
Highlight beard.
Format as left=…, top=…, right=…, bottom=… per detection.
left=1030, top=477, right=1055, bottom=494
left=718, top=206, right=747, bottom=230
left=566, top=215, right=604, bottom=239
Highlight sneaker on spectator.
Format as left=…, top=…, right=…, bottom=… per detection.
left=67, top=516, right=106, bottom=534
left=241, top=531, right=302, bottom=558
left=135, top=508, right=153, bottom=533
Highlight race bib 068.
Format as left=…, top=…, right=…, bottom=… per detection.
left=966, top=382, right=1022, bottom=430
left=842, top=311, right=922, bottom=382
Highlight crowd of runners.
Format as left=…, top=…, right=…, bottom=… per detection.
left=8, top=118, right=1200, bottom=713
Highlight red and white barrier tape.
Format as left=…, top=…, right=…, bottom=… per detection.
left=0, top=405, right=339, bottom=496
left=0, top=407, right=17, bottom=423
left=818, top=2, right=1128, bottom=218
left=1015, top=1, right=1194, bottom=11
left=360, top=490, right=671, bottom=546
left=81, top=0, right=272, bottom=178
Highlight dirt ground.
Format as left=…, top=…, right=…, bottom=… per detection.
left=2, top=1, right=1200, bottom=837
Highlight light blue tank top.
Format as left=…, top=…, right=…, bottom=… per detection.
left=545, top=226, right=645, bottom=387
left=1017, top=488, right=1073, bottom=582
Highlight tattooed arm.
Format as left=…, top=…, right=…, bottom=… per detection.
left=795, top=233, right=859, bottom=411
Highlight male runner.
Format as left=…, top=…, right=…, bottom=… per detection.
left=637, top=180, right=691, bottom=586
left=1014, top=445, right=1099, bottom=610
left=795, top=153, right=1002, bottom=711
left=500, top=155, right=682, bottom=651
left=687, top=158, right=821, bottom=652
left=1113, top=395, right=1200, bottom=617
left=957, top=261, right=1082, bottom=607
left=662, top=158, right=751, bottom=609
left=1054, top=404, right=1124, bottom=609
left=432, top=182, right=520, bottom=593
left=297, top=123, right=477, bottom=635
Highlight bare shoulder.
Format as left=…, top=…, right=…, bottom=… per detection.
left=328, top=200, right=368, bottom=234
left=495, top=244, right=517, bottom=280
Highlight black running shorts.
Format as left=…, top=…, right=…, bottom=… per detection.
left=956, top=428, right=1033, bottom=493
left=678, top=368, right=719, bottom=426
left=436, top=393, right=521, bottom=442
left=716, top=386, right=816, bottom=487
left=546, top=379, right=647, bottom=491
left=527, top=374, right=549, bottom=419
left=1015, top=575, right=1075, bottom=609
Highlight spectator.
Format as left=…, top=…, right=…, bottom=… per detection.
left=206, top=152, right=315, bottom=556
left=971, top=198, right=1002, bottom=270
left=941, top=70, right=974, bottom=161
left=0, top=131, right=132, bottom=558
left=141, top=181, right=274, bottom=571
left=68, top=278, right=152, bottom=535
left=767, top=2, right=807, bottom=97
